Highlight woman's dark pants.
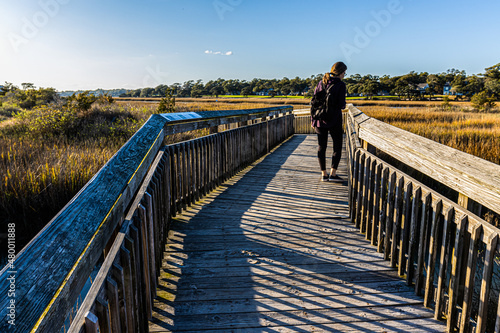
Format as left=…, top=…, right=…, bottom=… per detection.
left=315, top=125, right=343, bottom=171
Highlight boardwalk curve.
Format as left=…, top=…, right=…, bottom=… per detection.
left=149, top=135, right=446, bottom=332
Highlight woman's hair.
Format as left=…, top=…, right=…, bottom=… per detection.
left=322, top=61, right=348, bottom=85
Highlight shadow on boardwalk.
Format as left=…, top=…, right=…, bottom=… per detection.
left=149, top=135, right=446, bottom=332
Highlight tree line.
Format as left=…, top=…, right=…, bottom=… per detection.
left=345, top=64, right=500, bottom=100
left=3, top=63, right=499, bottom=102
left=120, top=77, right=313, bottom=98
left=118, top=63, right=500, bottom=101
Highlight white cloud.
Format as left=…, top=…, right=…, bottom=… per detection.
left=205, top=50, right=233, bottom=56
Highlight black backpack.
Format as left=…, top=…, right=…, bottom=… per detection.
left=310, top=82, right=334, bottom=121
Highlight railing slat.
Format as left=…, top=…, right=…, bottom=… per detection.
left=119, top=246, right=135, bottom=333
left=384, top=171, right=397, bottom=261
left=407, top=187, right=422, bottom=286
left=377, top=167, right=390, bottom=253
left=106, top=277, right=121, bottom=333
left=95, top=298, right=111, bottom=333
left=138, top=206, right=153, bottom=318
left=460, top=225, right=483, bottom=333
left=111, top=263, right=128, bottom=332
left=391, top=176, right=404, bottom=268
left=371, top=162, right=383, bottom=247
left=434, top=207, right=454, bottom=320
left=143, top=194, right=157, bottom=297
left=447, top=216, right=469, bottom=332
left=129, top=224, right=148, bottom=333
left=415, top=193, right=432, bottom=296
left=84, top=311, right=99, bottom=333
left=424, top=199, right=443, bottom=307
left=350, top=150, right=361, bottom=223
left=476, top=233, right=499, bottom=333
left=398, top=181, right=413, bottom=276
left=355, top=153, right=366, bottom=229
left=361, top=156, right=371, bottom=234
left=366, top=159, right=377, bottom=241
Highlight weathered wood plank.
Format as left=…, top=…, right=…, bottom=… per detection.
left=448, top=215, right=469, bottom=332
left=84, top=312, right=99, bottom=333
left=162, top=279, right=414, bottom=303
left=366, top=158, right=377, bottom=241
left=476, top=233, right=499, bottom=333
left=354, top=153, right=365, bottom=229
left=150, top=305, right=436, bottom=331
left=424, top=199, right=443, bottom=307
left=350, top=150, right=361, bottom=224
left=391, top=176, right=404, bottom=268
left=384, top=171, right=397, bottom=261
left=151, top=318, right=446, bottom=333
left=398, top=181, right=413, bottom=276
left=371, top=162, right=383, bottom=247
left=460, top=225, right=483, bottom=333
left=95, top=298, right=110, bottom=333
left=361, top=156, right=371, bottom=233
left=378, top=166, right=390, bottom=253
left=415, top=193, right=432, bottom=296
left=434, top=207, right=454, bottom=320
left=155, top=291, right=427, bottom=316
left=106, top=277, right=121, bottom=333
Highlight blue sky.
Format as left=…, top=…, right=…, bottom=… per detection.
left=1, top=0, right=499, bottom=91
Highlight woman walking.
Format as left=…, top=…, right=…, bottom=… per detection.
left=311, top=61, right=347, bottom=182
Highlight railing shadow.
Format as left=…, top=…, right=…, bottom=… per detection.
left=149, top=135, right=444, bottom=332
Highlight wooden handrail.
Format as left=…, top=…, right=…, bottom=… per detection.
left=347, top=104, right=500, bottom=216
left=0, top=106, right=292, bottom=333
left=345, top=104, right=500, bottom=333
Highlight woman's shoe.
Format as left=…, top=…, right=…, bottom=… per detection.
left=329, top=174, right=343, bottom=182
left=321, top=175, right=329, bottom=182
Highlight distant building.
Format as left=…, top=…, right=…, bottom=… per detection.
left=417, top=83, right=429, bottom=92
left=443, top=82, right=463, bottom=96
left=443, top=82, right=452, bottom=95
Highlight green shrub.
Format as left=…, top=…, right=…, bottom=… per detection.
left=13, top=105, right=79, bottom=138
left=157, top=87, right=176, bottom=113
left=0, top=105, right=22, bottom=118
left=471, top=91, right=497, bottom=110
left=66, top=91, right=98, bottom=111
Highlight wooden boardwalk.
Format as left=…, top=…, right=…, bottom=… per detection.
left=149, top=135, right=446, bottom=332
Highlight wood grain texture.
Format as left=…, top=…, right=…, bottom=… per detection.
left=150, top=135, right=445, bottom=332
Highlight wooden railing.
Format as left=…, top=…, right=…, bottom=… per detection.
left=345, top=104, right=500, bottom=333
left=293, top=109, right=315, bottom=134
left=0, top=106, right=293, bottom=333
